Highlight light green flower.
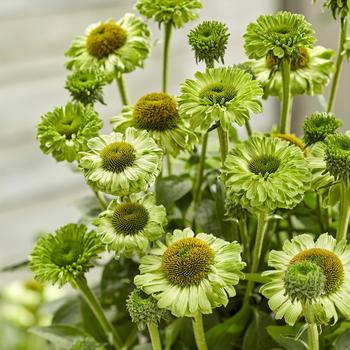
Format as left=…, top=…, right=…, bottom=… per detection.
left=313, top=0, right=350, bottom=18
left=252, top=46, right=335, bottom=97
left=135, top=0, right=202, bottom=28
left=111, top=92, right=197, bottom=156
left=261, top=233, right=350, bottom=325
left=65, top=69, right=108, bottom=105
left=37, top=102, right=103, bottom=162
left=244, top=11, right=315, bottom=62
left=188, top=21, right=229, bottom=67
left=325, top=133, right=350, bottom=184
left=29, top=224, right=104, bottom=287
left=303, top=112, right=342, bottom=146
left=127, top=288, right=170, bottom=329
left=178, top=67, right=263, bottom=132
left=221, top=136, right=311, bottom=213
left=134, top=228, right=245, bottom=317
left=94, top=192, right=167, bottom=256
left=80, top=128, right=163, bottom=196
left=66, top=14, right=151, bottom=76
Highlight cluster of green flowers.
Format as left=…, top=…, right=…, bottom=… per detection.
left=28, top=1, right=350, bottom=350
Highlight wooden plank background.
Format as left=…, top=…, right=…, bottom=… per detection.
left=0, top=0, right=280, bottom=281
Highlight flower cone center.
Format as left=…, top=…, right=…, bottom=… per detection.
left=133, top=92, right=179, bottom=131
left=100, top=141, right=136, bottom=173
left=249, top=154, right=281, bottom=176
left=199, top=82, right=237, bottom=105
left=56, top=115, right=82, bottom=139
left=51, top=240, right=82, bottom=267
left=87, top=22, right=127, bottom=59
left=162, top=237, right=214, bottom=287
left=112, top=203, right=149, bottom=235
left=290, top=248, right=344, bottom=295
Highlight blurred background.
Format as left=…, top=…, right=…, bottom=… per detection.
left=0, top=1, right=349, bottom=345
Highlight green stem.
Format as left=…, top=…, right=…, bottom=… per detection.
left=193, top=132, right=208, bottom=205
left=280, top=59, right=292, bottom=133
left=166, top=154, right=172, bottom=176
left=243, top=211, right=269, bottom=305
left=303, top=302, right=319, bottom=350
left=162, top=22, right=173, bottom=93
left=147, top=323, right=162, bottom=350
left=238, top=216, right=251, bottom=266
left=327, top=16, right=349, bottom=113
left=316, top=194, right=327, bottom=232
left=217, top=125, right=228, bottom=166
left=192, top=312, right=208, bottom=350
left=93, top=189, right=108, bottom=211
left=245, top=120, right=253, bottom=137
left=336, top=182, right=350, bottom=241
left=116, top=75, right=129, bottom=106
left=75, top=277, right=123, bottom=350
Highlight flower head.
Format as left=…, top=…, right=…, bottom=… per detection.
left=111, top=92, right=197, bottom=156
left=135, top=0, right=202, bottom=28
left=94, top=192, right=167, bottom=256
left=127, top=288, right=169, bottom=329
left=261, top=233, right=350, bottom=325
left=244, top=11, right=315, bottom=63
left=316, top=0, right=350, bottom=18
left=188, top=21, right=229, bottom=67
left=37, top=102, right=103, bottom=162
left=134, top=228, right=245, bottom=317
left=303, top=112, right=342, bottom=146
left=80, top=128, right=163, bottom=196
left=66, top=14, right=151, bottom=76
left=252, top=46, right=335, bottom=97
left=325, top=134, right=350, bottom=184
left=29, top=224, right=104, bottom=287
left=221, top=136, right=311, bottom=213
left=178, top=67, right=263, bottom=132
left=65, top=69, right=108, bottom=105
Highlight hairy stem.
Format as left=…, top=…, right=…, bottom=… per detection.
left=303, top=302, right=319, bottom=350
left=217, top=124, right=228, bottom=166
left=75, top=277, right=123, bottom=350
left=93, top=189, right=108, bottom=211
left=327, top=16, right=349, bottom=113
left=245, top=120, right=253, bottom=137
left=336, top=182, right=350, bottom=241
left=162, top=22, right=173, bottom=93
left=116, top=75, right=129, bottom=106
left=192, top=312, right=208, bottom=350
left=280, top=59, right=292, bottom=133
left=243, top=211, right=269, bottom=305
left=147, top=322, right=162, bottom=350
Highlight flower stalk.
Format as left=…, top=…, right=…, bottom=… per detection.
left=336, top=182, right=350, bottom=241
left=280, top=58, right=292, bottom=133
left=147, top=323, right=162, bottom=350
left=217, top=124, right=228, bottom=165
left=192, top=312, right=208, bottom=350
left=74, top=276, right=123, bottom=350
left=327, top=16, right=349, bottom=113
left=116, top=74, right=129, bottom=105
left=193, top=132, right=208, bottom=205
left=162, top=22, right=173, bottom=93
left=303, top=301, right=319, bottom=350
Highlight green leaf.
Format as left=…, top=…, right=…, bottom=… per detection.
left=245, top=273, right=271, bottom=284
left=164, top=318, right=187, bottom=350
left=52, top=297, right=82, bottom=325
left=194, top=199, right=220, bottom=235
left=29, top=325, right=88, bottom=349
left=156, top=175, right=193, bottom=209
left=267, top=324, right=307, bottom=350
left=242, top=310, right=279, bottom=350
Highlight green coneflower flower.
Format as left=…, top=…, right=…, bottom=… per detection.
left=134, top=228, right=245, bottom=317
left=111, top=92, right=197, bottom=156
left=303, top=112, right=343, bottom=146
left=29, top=224, right=104, bottom=287
left=80, top=128, right=163, bottom=196
left=37, top=102, right=103, bottom=162
left=178, top=67, right=263, bottom=132
left=127, top=288, right=169, bottom=329
left=66, top=14, right=151, bottom=76
left=135, top=0, right=202, bottom=28
left=325, top=133, right=350, bottom=184
left=94, top=192, right=167, bottom=256
left=261, top=233, right=350, bottom=325
left=244, top=11, right=315, bottom=62
left=252, top=46, right=335, bottom=97
left=65, top=69, right=108, bottom=105
left=273, top=132, right=308, bottom=157
left=188, top=21, right=229, bottom=67
left=221, top=136, right=311, bottom=213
